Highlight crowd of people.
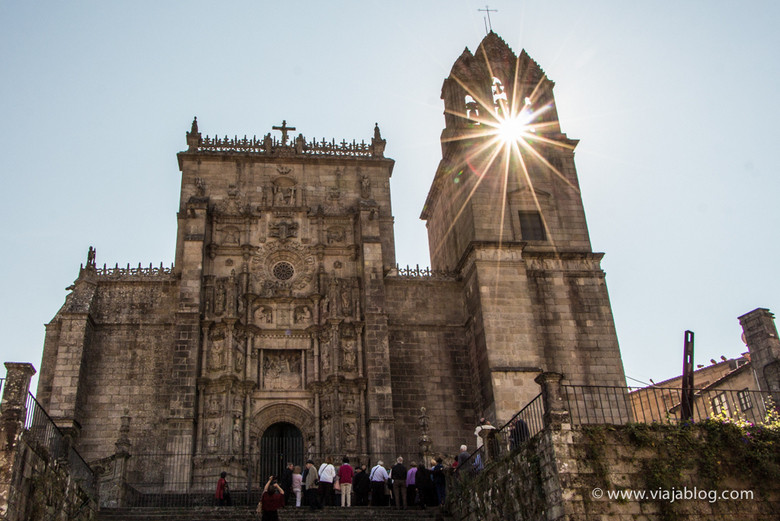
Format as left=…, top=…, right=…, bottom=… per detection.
left=215, top=416, right=534, bottom=516
left=214, top=453, right=450, bottom=513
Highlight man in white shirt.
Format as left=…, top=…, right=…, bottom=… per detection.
left=317, top=456, right=336, bottom=506
left=369, top=460, right=389, bottom=506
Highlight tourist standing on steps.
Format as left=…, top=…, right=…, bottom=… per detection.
left=432, top=457, right=446, bottom=505
left=416, top=461, right=434, bottom=508
left=215, top=471, right=231, bottom=506
left=369, top=460, right=389, bottom=506
left=280, top=462, right=294, bottom=505
left=406, top=461, right=418, bottom=507
left=352, top=465, right=370, bottom=506
left=318, top=456, right=336, bottom=506
left=456, top=444, right=470, bottom=474
left=338, top=456, right=354, bottom=507
left=304, top=460, right=322, bottom=510
left=292, top=465, right=303, bottom=507
left=257, top=476, right=285, bottom=521
left=391, top=456, right=408, bottom=509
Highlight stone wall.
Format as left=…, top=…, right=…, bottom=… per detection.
left=450, top=422, right=780, bottom=521
left=385, top=277, right=475, bottom=456
left=39, top=278, right=178, bottom=462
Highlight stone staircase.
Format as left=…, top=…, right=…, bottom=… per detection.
left=97, top=506, right=443, bottom=521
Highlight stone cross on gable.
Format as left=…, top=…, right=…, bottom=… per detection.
left=272, top=120, right=296, bottom=146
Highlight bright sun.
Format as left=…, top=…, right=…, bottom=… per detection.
left=496, top=113, right=532, bottom=143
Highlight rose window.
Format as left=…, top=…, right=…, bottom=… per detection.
left=272, top=261, right=295, bottom=281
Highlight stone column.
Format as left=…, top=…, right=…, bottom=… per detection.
left=534, top=372, right=570, bottom=428
left=0, top=362, right=37, bottom=519
left=739, top=308, right=780, bottom=406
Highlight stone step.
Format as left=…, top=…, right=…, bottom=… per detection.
left=97, top=505, right=441, bottom=521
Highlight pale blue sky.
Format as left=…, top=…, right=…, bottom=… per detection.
left=2, top=1, right=779, bottom=391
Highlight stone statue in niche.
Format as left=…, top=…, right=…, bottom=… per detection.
left=294, top=305, right=311, bottom=324
left=195, top=177, right=206, bottom=196
left=204, top=288, right=214, bottom=316
left=206, top=421, right=219, bottom=454
left=344, top=421, right=357, bottom=449
left=322, top=420, right=332, bottom=452
left=233, top=395, right=242, bottom=413
left=263, top=351, right=301, bottom=390
left=234, top=349, right=244, bottom=373
left=306, top=439, right=315, bottom=461
left=232, top=418, right=242, bottom=454
left=255, top=306, right=272, bottom=324
left=360, top=175, right=371, bottom=199
left=215, top=284, right=226, bottom=316
left=326, top=278, right=339, bottom=317
left=207, top=394, right=220, bottom=415
left=210, top=337, right=226, bottom=371
left=320, top=333, right=331, bottom=373
left=340, top=285, right=352, bottom=316
left=273, top=186, right=286, bottom=206
left=226, top=271, right=238, bottom=316
left=341, top=338, right=356, bottom=370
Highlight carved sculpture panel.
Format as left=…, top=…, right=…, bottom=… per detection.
left=209, top=333, right=226, bottom=371
left=294, top=305, right=312, bottom=324
left=262, top=350, right=302, bottom=390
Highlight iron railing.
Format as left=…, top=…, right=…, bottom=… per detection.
left=23, top=392, right=97, bottom=500
left=563, top=384, right=773, bottom=427
left=454, top=393, right=545, bottom=478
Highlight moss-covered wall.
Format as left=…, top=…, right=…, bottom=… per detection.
left=1, top=438, right=96, bottom=521
left=450, top=421, right=780, bottom=521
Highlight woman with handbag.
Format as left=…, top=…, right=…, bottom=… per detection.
left=256, top=476, right=285, bottom=521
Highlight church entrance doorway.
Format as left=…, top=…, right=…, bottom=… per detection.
left=259, top=422, right=303, bottom=479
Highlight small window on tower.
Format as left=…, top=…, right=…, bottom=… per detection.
left=518, top=211, right=546, bottom=241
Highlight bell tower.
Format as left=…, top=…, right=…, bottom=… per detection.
left=423, top=33, right=627, bottom=420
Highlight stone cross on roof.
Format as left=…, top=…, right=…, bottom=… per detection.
left=478, top=5, right=498, bottom=33
left=272, top=120, right=296, bottom=146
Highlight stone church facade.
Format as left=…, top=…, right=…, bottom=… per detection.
left=36, top=33, right=626, bottom=490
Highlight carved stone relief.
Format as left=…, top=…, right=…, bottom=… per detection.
left=206, top=420, right=219, bottom=453
left=262, top=350, right=302, bottom=390
left=326, top=226, right=345, bottom=244
left=323, top=277, right=359, bottom=319
left=254, top=305, right=272, bottom=324
left=222, top=226, right=240, bottom=245
left=360, top=175, right=371, bottom=199
left=232, top=418, right=242, bottom=454
left=209, top=333, right=226, bottom=371
left=293, top=305, right=312, bottom=324
left=269, top=220, right=298, bottom=240
left=322, top=419, right=333, bottom=453
left=251, top=241, right=316, bottom=296
left=206, top=394, right=221, bottom=416
left=320, top=332, right=331, bottom=374
left=341, top=338, right=356, bottom=371
left=234, top=348, right=244, bottom=373
left=343, top=420, right=357, bottom=450
left=215, top=186, right=251, bottom=216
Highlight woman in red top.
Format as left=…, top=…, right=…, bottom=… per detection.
left=215, top=471, right=230, bottom=506
left=257, top=476, right=285, bottom=521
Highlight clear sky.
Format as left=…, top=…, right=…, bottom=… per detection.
left=2, top=1, right=779, bottom=392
